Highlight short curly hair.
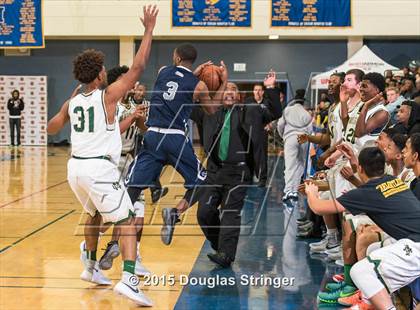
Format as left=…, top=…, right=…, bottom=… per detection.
left=107, top=65, right=129, bottom=85
left=73, top=49, right=105, bottom=84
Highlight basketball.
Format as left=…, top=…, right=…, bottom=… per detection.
left=199, top=65, right=222, bottom=92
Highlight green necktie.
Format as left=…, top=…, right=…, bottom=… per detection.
left=218, top=109, right=232, bottom=161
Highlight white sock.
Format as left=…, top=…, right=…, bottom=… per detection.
left=137, top=242, right=140, bottom=258
left=327, top=228, right=338, bottom=236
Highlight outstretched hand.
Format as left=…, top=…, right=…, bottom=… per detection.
left=324, top=155, right=336, bottom=168
left=133, top=104, right=148, bottom=119
left=304, top=181, right=319, bottom=197
left=337, top=143, right=358, bottom=167
left=219, top=60, right=228, bottom=83
left=364, top=92, right=384, bottom=109
left=193, top=61, right=213, bottom=77
left=264, top=69, right=276, bottom=88
left=140, top=5, right=158, bottom=32
left=339, top=85, right=350, bottom=103
left=297, top=134, right=309, bottom=144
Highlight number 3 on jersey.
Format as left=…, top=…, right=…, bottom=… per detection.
left=163, top=81, right=178, bottom=101
left=73, top=106, right=94, bottom=133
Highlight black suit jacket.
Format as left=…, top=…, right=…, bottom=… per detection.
left=191, top=88, right=282, bottom=180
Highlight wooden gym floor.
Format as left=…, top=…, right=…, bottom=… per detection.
left=1, top=146, right=341, bottom=310
left=0, top=146, right=205, bottom=310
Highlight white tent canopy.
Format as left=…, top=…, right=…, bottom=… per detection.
left=311, top=45, right=399, bottom=89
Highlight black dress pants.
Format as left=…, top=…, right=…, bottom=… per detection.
left=197, top=162, right=250, bottom=261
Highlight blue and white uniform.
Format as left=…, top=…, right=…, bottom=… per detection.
left=125, top=66, right=206, bottom=190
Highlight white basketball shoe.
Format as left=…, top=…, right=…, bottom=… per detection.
left=114, top=272, right=153, bottom=307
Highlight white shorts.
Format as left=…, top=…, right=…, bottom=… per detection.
left=366, top=235, right=396, bottom=255
left=67, top=158, right=135, bottom=224
left=327, top=158, right=355, bottom=199
left=344, top=213, right=375, bottom=232
left=367, top=238, right=420, bottom=293
left=119, top=154, right=145, bottom=218
left=319, top=191, right=331, bottom=200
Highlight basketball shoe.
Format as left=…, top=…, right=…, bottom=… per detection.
left=99, top=241, right=120, bottom=270
left=80, top=261, right=112, bottom=285
left=114, top=272, right=153, bottom=306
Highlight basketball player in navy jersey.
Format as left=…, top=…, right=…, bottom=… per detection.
left=124, top=44, right=228, bottom=245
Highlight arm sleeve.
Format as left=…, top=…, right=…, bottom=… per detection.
left=190, top=105, right=204, bottom=123
left=261, top=88, right=282, bottom=124
left=7, top=99, right=12, bottom=111
left=19, top=99, right=24, bottom=111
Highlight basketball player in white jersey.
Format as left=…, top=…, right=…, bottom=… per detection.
left=354, top=72, right=390, bottom=151
left=324, top=69, right=365, bottom=169
left=96, top=66, right=150, bottom=277
left=317, top=72, right=390, bottom=304
left=305, top=70, right=367, bottom=304
left=297, top=72, right=345, bottom=157
left=46, top=5, right=158, bottom=306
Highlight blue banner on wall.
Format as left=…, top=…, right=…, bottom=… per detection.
left=271, top=0, right=351, bottom=27
left=0, top=0, right=44, bottom=48
left=172, top=0, right=251, bottom=27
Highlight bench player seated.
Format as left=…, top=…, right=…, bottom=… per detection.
left=304, top=147, right=420, bottom=310
left=316, top=133, right=415, bottom=307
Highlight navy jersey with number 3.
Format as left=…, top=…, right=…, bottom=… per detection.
left=146, top=66, right=200, bottom=131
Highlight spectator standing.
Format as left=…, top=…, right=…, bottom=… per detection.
left=245, top=83, right=282, bottom=186
left=7, top=90, right=25, bottom=146
left=277, top=89, right=312, bottom=207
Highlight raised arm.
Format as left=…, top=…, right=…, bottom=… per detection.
left=298, top=133, right=331, bottom=146
left=339, top=85, right=350, bottom=128
left=119, top=104, right=148, bottom=133
left=47, top=100, right=70, bottom=135
left=193, top=61, right=228, bottom=114
left=355, top=93, right=389, bottom=137
left=104, top=5, right=158, bottom=111
left=119, top=110, right=137, bottom=134
left=261, top=70, right=283, bottom=123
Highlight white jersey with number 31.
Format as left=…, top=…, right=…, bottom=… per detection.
left=68, top=89, right=121, bottom=164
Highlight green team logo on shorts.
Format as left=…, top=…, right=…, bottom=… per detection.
left=112, top=182, right=121, bottom=190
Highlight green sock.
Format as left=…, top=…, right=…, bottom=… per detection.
left=86, top=250, right=97, bottom=261
left=123, top=260, right=135, bottom=274
left=344, top=264, right=355, bottom=287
